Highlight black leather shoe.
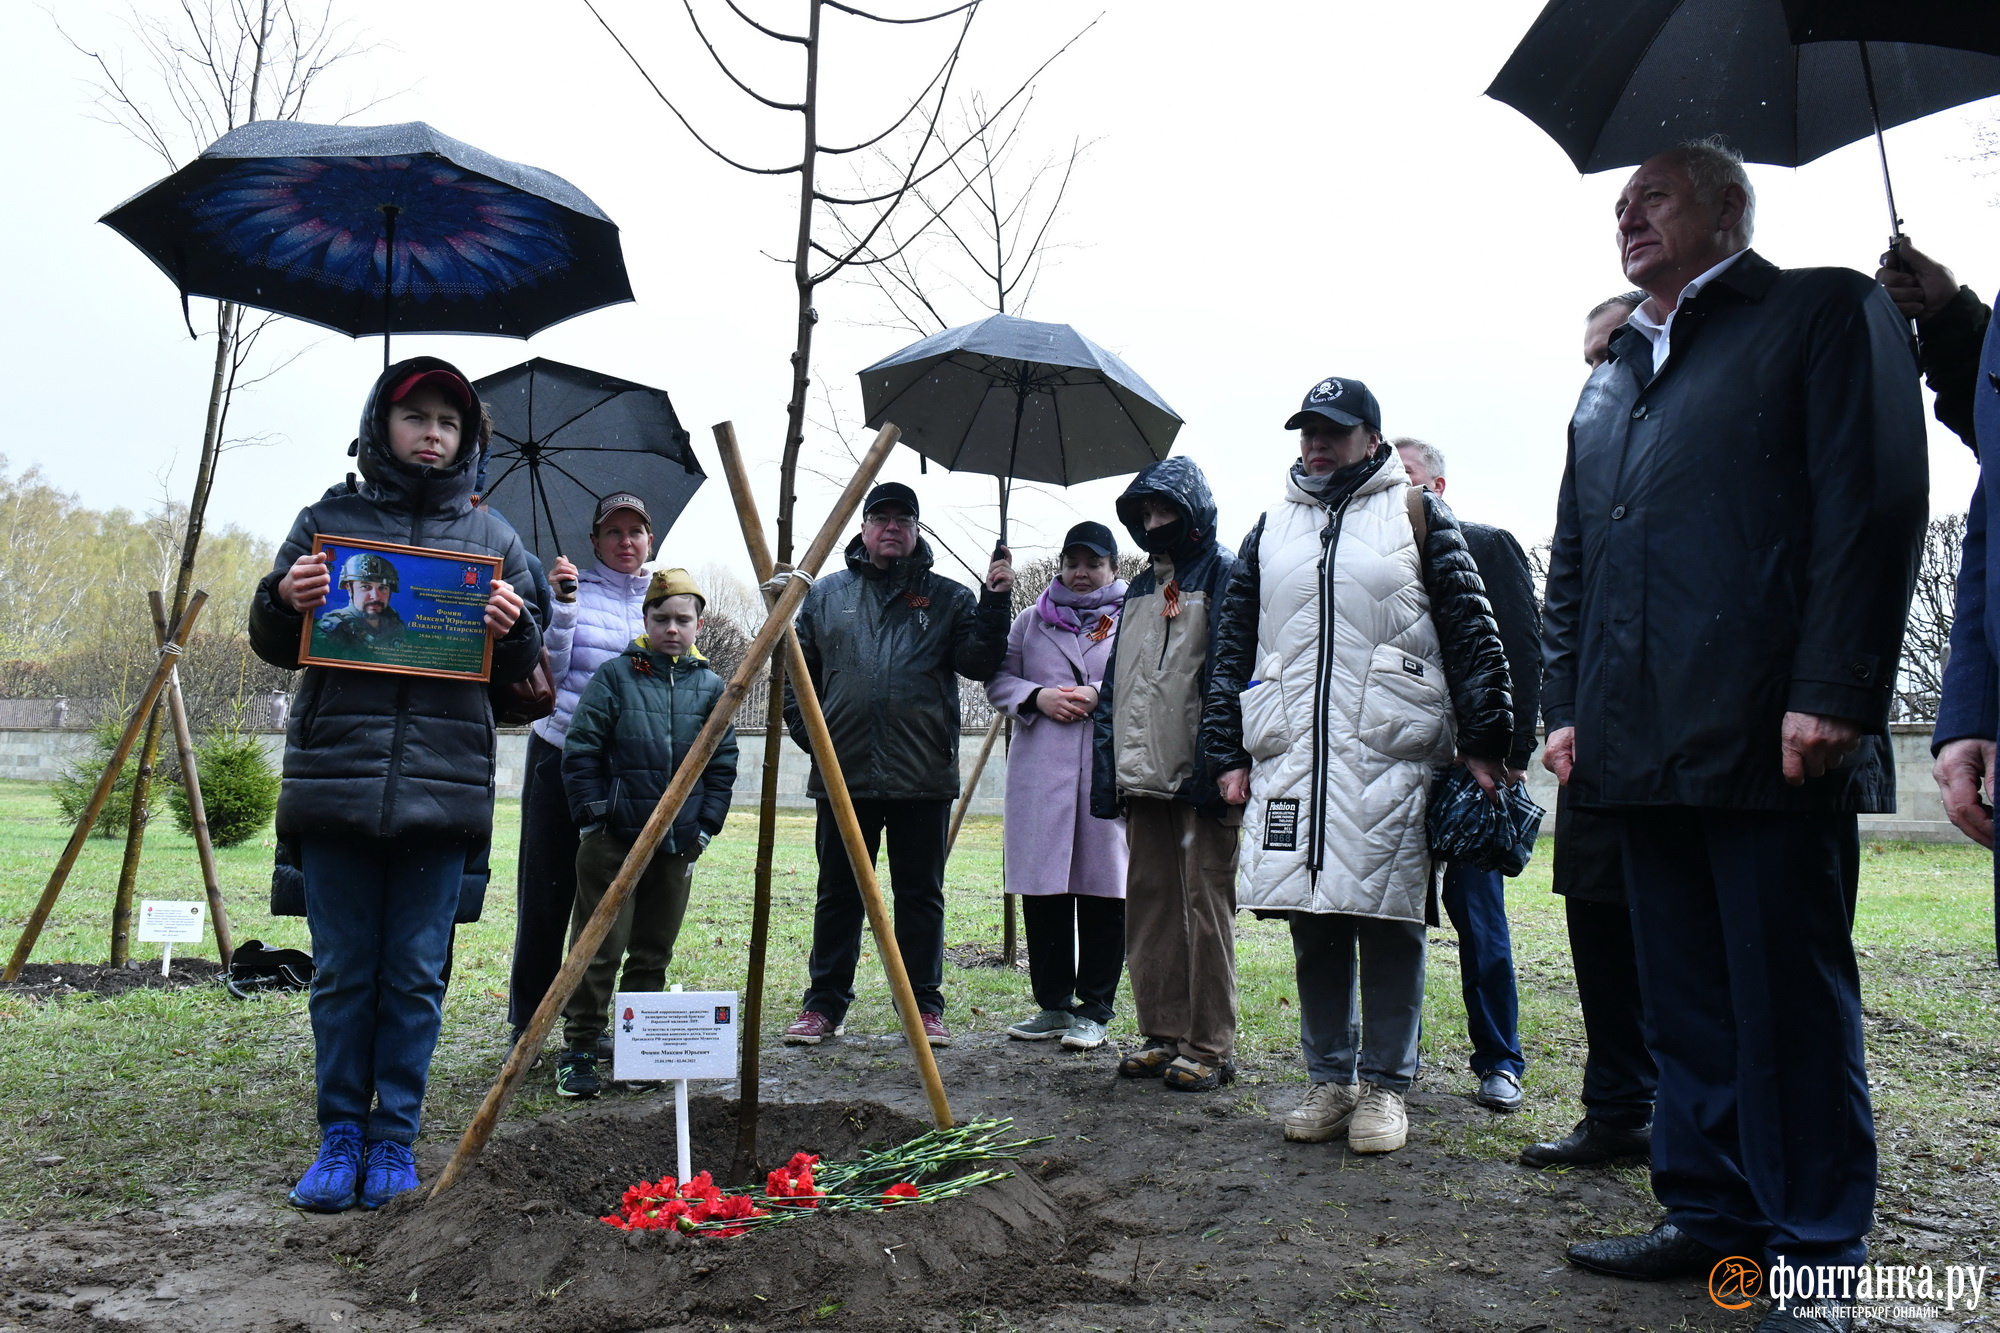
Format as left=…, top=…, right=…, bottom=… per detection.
left=1521, top=1117, right=1650, bottom=1168
left=1566, top=1223, right=1723, bottom=1280
left=1757, top=1303, right=1852, bottom=1333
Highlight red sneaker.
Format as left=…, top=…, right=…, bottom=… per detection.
left=782, top=1011, right=844, bottom=1045
left=919, top=1012, right=953, bottom=1047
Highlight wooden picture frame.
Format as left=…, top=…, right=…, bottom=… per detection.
left=297, top=534, right=499, bottom=682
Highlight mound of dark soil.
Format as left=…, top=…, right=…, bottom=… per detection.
left=3, top=958, right=224, bottom=998
left=342, top=1098, right=1118, bottom=1332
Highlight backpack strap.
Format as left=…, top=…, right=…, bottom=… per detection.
left=1406, top=485, right=1429, bottom=547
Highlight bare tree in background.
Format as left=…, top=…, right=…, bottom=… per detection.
left=1897, top=512, right=1965, bottom=723
left=55, top=0, right=378, bottom=964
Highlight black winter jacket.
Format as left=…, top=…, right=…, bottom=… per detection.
left=563, top=640, right=737, bottom=852
left=785, top=536, right=1010, bottom=802
left=1542, top=250, right=1928, bottom=811
left=1910, top=283, right=1989, bottom=453
left=1201, top=463, right=1514, bottom=777
left=1460, top=521, right=1541, bottom=772
left=248, top=356, right=542, bottom=841
left=1090, top=457, right=1240, bottom=819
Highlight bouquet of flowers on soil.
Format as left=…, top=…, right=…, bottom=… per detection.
left=601, top=1119, right=1047, bottom=1237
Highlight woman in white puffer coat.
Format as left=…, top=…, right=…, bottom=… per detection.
left=505, top=492, right=658, bottom=1050
left=1200, top=376, right=1514, bottom=1158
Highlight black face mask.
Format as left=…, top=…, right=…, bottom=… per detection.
left=1139, top=518, right=1186, bottom=554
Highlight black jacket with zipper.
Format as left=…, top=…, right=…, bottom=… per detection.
left=784, top=535, right=1010, bottom=802
left=248, top=356, right=542, bottom=841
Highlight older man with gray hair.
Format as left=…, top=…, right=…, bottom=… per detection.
left=1542, top=137, right=1925, bottom=1329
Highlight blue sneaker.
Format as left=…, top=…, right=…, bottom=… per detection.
left=288, top=1123, right=363, bottom=1212
left=360, top=1139, right=419, bottom=1210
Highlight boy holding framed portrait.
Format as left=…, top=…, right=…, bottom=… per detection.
left=248, top=357, right=543, bottom=1214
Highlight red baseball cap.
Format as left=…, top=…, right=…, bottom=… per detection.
left=387, top=368, right=474, bottom=410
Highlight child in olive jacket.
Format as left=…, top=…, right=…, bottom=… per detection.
left=554, top=568, right=738, bottom=1097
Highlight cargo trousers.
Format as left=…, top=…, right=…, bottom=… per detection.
left=1122, top=797, right=1241, bottom=1066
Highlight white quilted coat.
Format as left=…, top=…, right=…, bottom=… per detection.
left=1236, top=455, right=1453, bottom=922
left=532, top=564, right=652, bottom=748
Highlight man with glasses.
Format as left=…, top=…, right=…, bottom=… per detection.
left=783, top=482, right=1014, bottom=1047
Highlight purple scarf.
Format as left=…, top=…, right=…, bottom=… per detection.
left=1037, top=578, right=1128, bottom=635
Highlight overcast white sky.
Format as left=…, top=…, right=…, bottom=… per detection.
left=2, top=0, right=1994, bottom=593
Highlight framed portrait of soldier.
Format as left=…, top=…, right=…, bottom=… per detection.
left=298, top=535, right=501, bottom=682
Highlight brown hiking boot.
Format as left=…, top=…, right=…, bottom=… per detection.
left=1116, top=1038, right=1177, bottom=1079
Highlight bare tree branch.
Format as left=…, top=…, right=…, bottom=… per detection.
left=682, top=0, right=805, bottom=111
left=824, top=0, right=978, bottom=24
left=721, top=0, right=808, bottom=44
left=580, top=0, right=803, bottom=175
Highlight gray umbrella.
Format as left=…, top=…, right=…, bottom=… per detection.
left=857, top=314, right=1182, bottom=543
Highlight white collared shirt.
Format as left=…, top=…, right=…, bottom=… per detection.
left=1624, top=248, right=1748, bottom=373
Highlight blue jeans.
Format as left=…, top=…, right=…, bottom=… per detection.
left=1440, top=861, right=1525, bottom=1079
left=301, top=835, right=466, bottom=1144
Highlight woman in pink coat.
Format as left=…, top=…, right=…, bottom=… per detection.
left=986, top=522, right=1130, bottom=1051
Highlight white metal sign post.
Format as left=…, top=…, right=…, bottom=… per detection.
left=613, top=985, right=740, bottom=1184
left=136, top=900, right=205, bottom=976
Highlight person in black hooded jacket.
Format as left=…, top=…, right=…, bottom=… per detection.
left=248, top=357, right=541, bottom=1215
left=1088, top=456, right=1244, bottom=1091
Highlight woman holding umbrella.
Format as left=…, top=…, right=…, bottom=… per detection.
left=507, top=492, right=658, bottom=1069
left=986, top=522, right=1131, bottom=1051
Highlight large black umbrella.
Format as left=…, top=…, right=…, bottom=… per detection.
left=1486, top=0, right=2000, bottom=239
left=1783, top=1, right=2000, bottom=57
left=102, top=120, right=633, bottom=364
left=474, top=359, right=703, bottom=566
left=857, top=314, right=1182, bottom=543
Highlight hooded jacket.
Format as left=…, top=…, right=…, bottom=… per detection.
left=248, top=356, right=542, bottom=841
left=1200, top=450, right=1512, bottom=920
left=562, top=638, right=737, bottom=852
left=1089, top=457, right=1240, bottom=819
left=784, top=535, right=1011, bottom=802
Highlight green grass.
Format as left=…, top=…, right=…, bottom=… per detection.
left=0, top=777, right=1994, bottom=1237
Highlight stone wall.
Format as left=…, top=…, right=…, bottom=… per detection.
left=0, top=722, right=1959, bottom=839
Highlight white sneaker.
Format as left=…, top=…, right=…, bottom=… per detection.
left=1060, top=1017, right=1108, bottom=1050
left=1347, top=1083, right=1408, bottom=1154
left=1283, top=1081, right=1360, bottom=1143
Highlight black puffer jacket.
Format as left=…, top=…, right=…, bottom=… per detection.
left=563, top=639, right=737, bottom=852
left=1201, top=451, right=1514, bottom=776
left=784, top=536, right=1010, bottom=802
left=248, top=356, right=542, bottom=841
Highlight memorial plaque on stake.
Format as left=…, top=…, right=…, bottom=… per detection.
left=614, top=990, right=739, bottom=1081
left=298, top=535, right=499, bottom=681
left=137, top=900, right=204, bottom=977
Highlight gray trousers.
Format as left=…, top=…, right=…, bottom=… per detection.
left=561, top=830, right=696, bottom=1051
left=1289, top=911, right=1426, bottom=1091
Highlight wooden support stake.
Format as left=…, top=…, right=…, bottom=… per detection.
left=713, top=423, right=955, bottom=1137
left=148, top=591, right=232, bottom=969
left=946, top=713, right=1003, bottom=855
left=3, top=592, right=209, bottom=982
left=431, top=425, right=904, bottom=1200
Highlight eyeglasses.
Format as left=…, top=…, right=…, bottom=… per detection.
left=864, top=512, right=917, bottom=530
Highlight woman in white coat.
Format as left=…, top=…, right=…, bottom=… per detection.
left=505, top=492, right=658, bottom=1049
left=986, top=522, right=1130, bottom=1051
left=1201, top=376, right=1514, bottom=1155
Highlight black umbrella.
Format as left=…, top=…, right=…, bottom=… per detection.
left=1486, top=0, right=2000, bottom=242
left=102, top=120, right=633, bottom=365
left=474, top=359, right=703, bottom=568
left=856, top=314, right=1182, bottom=544
left=1783, top=1, right=2000, bottom=57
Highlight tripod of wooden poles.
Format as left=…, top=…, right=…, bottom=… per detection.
left=433, top=422, right=955, bottom=1198
left=3, top=590, right=233, bottom=983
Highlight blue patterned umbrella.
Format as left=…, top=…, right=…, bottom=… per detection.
left=101, top=120, right=633, bottom=362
